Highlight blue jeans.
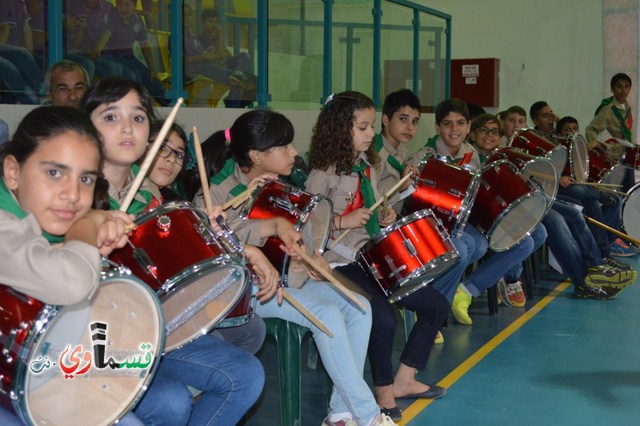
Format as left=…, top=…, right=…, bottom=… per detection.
left=211, top=314, right=266, bottom=355
left=558, top=186, right=620, bottom=253
left=256, top=279, right=378, bottom=424
left=134, top=334, right=264, bottom=426
left=504, top=224, right=547, bottom=282
left=462, top=225, right=534, bottom=297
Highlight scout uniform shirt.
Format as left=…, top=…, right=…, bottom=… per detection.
left=373, top=132, right=409, bottom=214
left=195, top=157, right=269, bottom=248
left=305, top=152, right=383, bottom=264
left=407, top=135, right=482, bottom=170
left=0, top=179, right=100, bottom=305
left=586, top=96, right=636, bottom=159
left=108, top=165, right=163, bottom=215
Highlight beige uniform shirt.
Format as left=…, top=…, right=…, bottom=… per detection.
left=376, top=135, right=408, bottom=214
left=108, top=169, right=162, bottom=210
left=407, top=136, right=482, bottom=170
left=585, top=98, right=637, bottom=158
left=194, top=163, right=267, bottom=247
left=0, top=210, right=100, bottom=305
left=305, top=153, right=382, bottom=264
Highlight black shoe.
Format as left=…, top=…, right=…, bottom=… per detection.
left=380, top=406, right=402, bottom=422
left=604, top=256, right=634, bottom=271
left=574, top=285, right=620, bottom=300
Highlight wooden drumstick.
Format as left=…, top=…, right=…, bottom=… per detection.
left=253, top=264, right=333, bottom=336
left=329, top=173, right=412, bottom=249
left=119, top=98, right=184, bottom=212
left=282, top=291, right=333, bottom=337
left=192, top=126, right=215, bottom=212
left=291, top=244, right=368, bottom=311
left=573, top=182, right=622, bottom=188
left=222, top=188, right=253, bottom=210
left=583, top=214, right=640, bottom=246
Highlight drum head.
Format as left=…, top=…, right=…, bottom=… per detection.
left=520, top=157, right=558, bottom=210
left=486, top=191, right=547, bottom=251
left=285, top=196, right=332, bottom=289
left=599, top=163, right=626, bottom=185
left=161, top=259, right=249, bottom=352
left=622, top=183, right=640, bottom=240
left=18, top=275, right=164, bottom=426
left=571, top=134, right=589, bottom=182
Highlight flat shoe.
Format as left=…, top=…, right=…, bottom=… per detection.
left=380, top=406, right=402, bottom=422
left=398, top=385, right=447, bottom=399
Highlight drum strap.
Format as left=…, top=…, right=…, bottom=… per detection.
left=456, top=152, right=474, bottom=166
left=352, top=162, right=381, bottom=237
left=0, top=179, right=64, bottom=243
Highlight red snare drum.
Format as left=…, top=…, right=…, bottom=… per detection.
left=0, top=271, right=163, bottom=426
left=509, top=128, right=567, bottom=175
left=242, top=180, right=332, bottom=289
left=486, top=147, right=558, bottom=211
left=404, top=155, right=481, bottom=237
left=588, top=145, right=626, bottom=185
left=556, top=133, right=589, bottom=182
left=622, top=146, right=640, bottom=169
left=110, top=201, right=250, bottom=352
left=469, top=160, right=547, bottom=251
left=357, top=209, right=459, bottom=302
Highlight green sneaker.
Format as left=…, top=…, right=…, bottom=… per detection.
left=452, top=287, right=473, bottom=325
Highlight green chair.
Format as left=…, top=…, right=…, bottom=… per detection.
left=264, top=318, right=314, bottom=426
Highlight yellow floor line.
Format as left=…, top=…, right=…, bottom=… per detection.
left=399, top=280, right=572, bottom=425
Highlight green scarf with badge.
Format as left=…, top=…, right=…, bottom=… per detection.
left=108, top=165, right=156, bottom=215
left=352, top=160, right=380, bottom=237
left=210, top=157, right=247, bottom=196
left=595, top=96, right=633, bottom=142
left=0, top=178, right=64, bottom=243
left=373, top=133, right=405, bottom=174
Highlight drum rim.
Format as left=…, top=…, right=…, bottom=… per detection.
left=389, top=249, right=459, bottom=296
left=620, top=181, right=640, bottom=237
left=15, top=273, right=165, bottom=426
left=132, top=200, right=206, bottom=225
left=160, top=259, right=250, bottom=352
left=590, top=162, right=626, bottom=185
left=482, top=191, right=547, bottom=252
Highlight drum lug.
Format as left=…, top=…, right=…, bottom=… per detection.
left=156, top=215, right=171, bottom=232
left=418, top=178, right=436, bottom=187
left=385, top=254, right=407, bottom=279
left=268, top=195, right=301, bottom=216
left=402, top=240, right=418, bottom=257
left=132, top=247, right=159, bottom=281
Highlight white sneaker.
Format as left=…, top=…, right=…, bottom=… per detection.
left=374, top=413, right=399, bottom=425
left=322, top=417, right=357, bottom=426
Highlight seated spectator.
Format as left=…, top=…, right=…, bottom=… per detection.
left=183, top=6, right=256, bottom=108
left=0, top=0, right=43, bottom=103
left=44, top=60, right=89, bottom=108
left=95, top=0, right=167, bottom=105
left=65, top=0, right=133, bottom=82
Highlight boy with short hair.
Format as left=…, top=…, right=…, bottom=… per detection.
left=586, top=72, right=635, bottom=148
left=530, top=100, right=560, bottom=138
left=374, top=89, right=420, bottom=213
left=500, top=105, right=527, bottom=145
left=407, top=98, right=481, bottom=169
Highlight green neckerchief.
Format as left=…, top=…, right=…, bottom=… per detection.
left=596, top=96, right=633, bottom=141
left=108, top=164, right=155, bottom=215
left=374, top=133, right=405, bottom=174
left=478, top=152, right=488, bottom=164
left=352, top=159, right=380, bottom=237
left=210, top=157, right=247, bottom=196
left=424, top=134, right=467, bottom=164
left=0, top=179, right=64, bottom=243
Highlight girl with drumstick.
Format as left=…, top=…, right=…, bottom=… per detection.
left=197, top=109, right=393, bottom=426
left=0, top=106, right=137, bottom=424
left=306, top=92, right=475, bottom=422
left=80, top=77, right=265, bottom=426
left=142, top=119, right=273, bottom=355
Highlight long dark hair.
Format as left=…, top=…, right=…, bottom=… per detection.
left=308, top=91, right=378, bottom=174
left=1, top=106, right=102, bottom=174
left=80, top=77, right=157, bottom=122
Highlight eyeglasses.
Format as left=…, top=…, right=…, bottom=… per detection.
left=158, top=143, right=186, bottom=166
left=476, top=127, right=500, bottom=137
